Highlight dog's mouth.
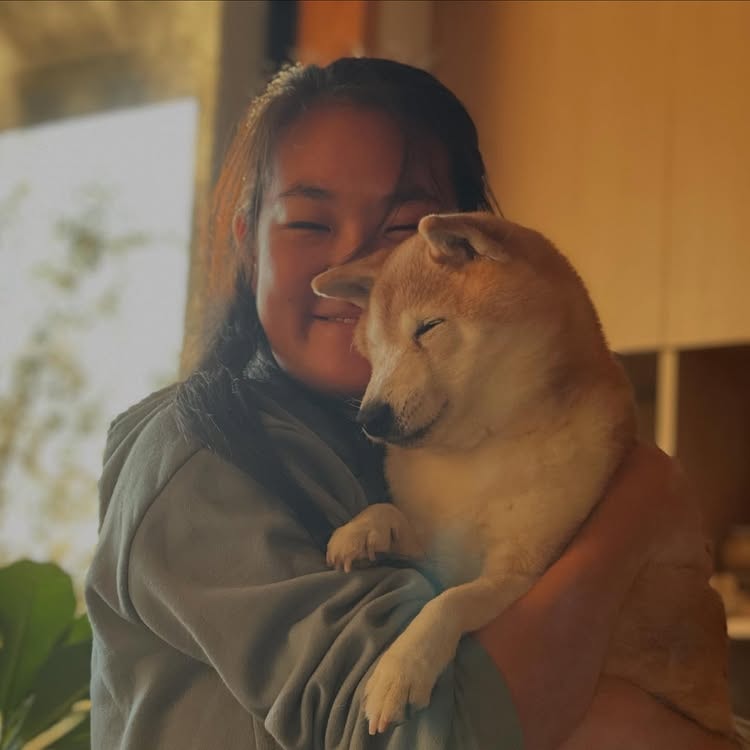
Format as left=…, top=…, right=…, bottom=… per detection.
left=385, top=401, right=448, bottom=448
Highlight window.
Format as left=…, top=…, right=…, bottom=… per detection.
left=0, top=98, right=197, bottom=592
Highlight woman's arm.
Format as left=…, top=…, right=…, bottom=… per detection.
left=474, top=441, right=693, bottom=750
left=121, top=447, right=522, bottom=749
left=560, top=676, right=738, bottom=750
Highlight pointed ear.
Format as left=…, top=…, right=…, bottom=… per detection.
left=418, top=212, right=512, bottom=266
left=310, top=250, right=388, bottom=309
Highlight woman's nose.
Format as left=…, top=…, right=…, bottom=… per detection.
left=330, top=223, right=389, bottom=266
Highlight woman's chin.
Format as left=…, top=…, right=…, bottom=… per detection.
left=313, top=356, right=371, bottom=399
left=276, top=349, right=370, bottom=399
left=307, top=325, right=371, bottom=396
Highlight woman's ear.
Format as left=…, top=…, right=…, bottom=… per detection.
left=233, top=211, right=249, bottom=246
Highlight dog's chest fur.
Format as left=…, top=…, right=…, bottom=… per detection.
left=385, top=393, right=626, bottom=589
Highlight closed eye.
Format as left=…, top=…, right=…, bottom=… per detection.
left=387, top=224, right=418, bottom=235
left=287, top=221, right=330, bottom=232
left=414, top=318, right=445, bottom=340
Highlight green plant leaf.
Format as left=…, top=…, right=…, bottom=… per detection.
left=62, top=616, right=91, bottom=648
left=15, top=639, right=91, bottom=745
left=0, top=694, right=33, bottom=750
left=0, top=561, right=75, bottom=719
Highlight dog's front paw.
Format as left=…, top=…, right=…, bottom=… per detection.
left=364, top=645, right=438, bottom=735
left=326, top=514, right=394, bottom=572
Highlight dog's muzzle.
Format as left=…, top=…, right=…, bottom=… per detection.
left=358, top=400, right=448, bottom=446
left=357, top=401, right=395, bottom=441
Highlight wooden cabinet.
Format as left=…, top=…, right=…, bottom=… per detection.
left=619, top=346, right=750, bottom=539
left=666, top=2, right=750, bottom=348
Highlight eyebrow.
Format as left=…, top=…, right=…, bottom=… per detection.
left=278, top=183, right=334, bottom=200
left=276, top=182, right=440, bottom=205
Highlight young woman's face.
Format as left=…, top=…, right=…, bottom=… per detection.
left=251, top=104, right=457, bottom=397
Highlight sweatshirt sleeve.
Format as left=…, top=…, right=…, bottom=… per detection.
left=128, top=448, right=522, bottom=750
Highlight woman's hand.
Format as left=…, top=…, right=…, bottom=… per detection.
left=474, top=441, right=701, bottom=750
left=559, top=677, right=738, bottom=750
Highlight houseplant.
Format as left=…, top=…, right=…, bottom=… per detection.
left=0, top=560, right=91, bottom=750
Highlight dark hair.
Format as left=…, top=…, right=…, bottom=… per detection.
left=175, top=58, right=498, bottom=549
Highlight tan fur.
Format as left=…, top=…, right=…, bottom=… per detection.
left=312, top=212, right=734, bottom=738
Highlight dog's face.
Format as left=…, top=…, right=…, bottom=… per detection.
left=312, top=212, right=605, bottom=450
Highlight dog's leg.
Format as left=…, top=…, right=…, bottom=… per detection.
left=326, top=503, right=424, bottom=572
left=364, top=571, right=535, bottom=734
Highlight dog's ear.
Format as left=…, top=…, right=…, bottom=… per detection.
left=419, top=212, right=512, bottom=266
left=310, top=250, right=388, bottom=309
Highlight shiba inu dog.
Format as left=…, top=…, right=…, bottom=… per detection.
left=311, top=212, right=734, bottom=740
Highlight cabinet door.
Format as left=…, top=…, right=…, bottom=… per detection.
left=435, top=1, right=670, bottom=352
left=665, top=1, right=750, bottom=348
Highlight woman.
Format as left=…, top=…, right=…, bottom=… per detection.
left=85, top=58, right=734, bottom=749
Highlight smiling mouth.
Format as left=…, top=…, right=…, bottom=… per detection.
left=313, top=316, right=359, bottom=324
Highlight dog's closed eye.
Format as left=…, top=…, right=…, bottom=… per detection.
left=414, top=318, right=445, bottom=341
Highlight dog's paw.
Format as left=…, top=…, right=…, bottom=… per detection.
left=364, top=646, right=438, bottom=734
left=326, top=516, right=394, bottom=572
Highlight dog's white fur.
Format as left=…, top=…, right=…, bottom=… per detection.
left=312, top=212, right=733, bottom=739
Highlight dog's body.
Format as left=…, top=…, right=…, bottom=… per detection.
left=312, top=212, right=734, bottom=739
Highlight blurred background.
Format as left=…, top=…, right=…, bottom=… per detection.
left=0, top=0, right=748, bottom=712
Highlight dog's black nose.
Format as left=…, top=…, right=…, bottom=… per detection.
left=357, top=402, right=395, bottom=440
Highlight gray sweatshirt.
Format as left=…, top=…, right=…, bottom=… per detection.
left=85, top=378, right=523, bottom=749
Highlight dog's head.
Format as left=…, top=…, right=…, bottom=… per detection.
left=312, top=212, right=608, bottom=450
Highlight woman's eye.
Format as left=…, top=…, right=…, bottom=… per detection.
left=414, top=318, right=445, bottom=340
left=386, top=224, right=418, bottom=235
left=286, top=221, right=330, bottom=232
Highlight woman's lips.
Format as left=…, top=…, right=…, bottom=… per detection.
left=312, top=304, right=361, bottom=324
left=313, top=315, right=359, bottom=324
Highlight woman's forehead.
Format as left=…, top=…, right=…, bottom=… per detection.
left=266, top=103, right=454, bottom=205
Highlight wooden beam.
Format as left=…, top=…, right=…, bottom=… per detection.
left=296, top=0, right=373, bottom=64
